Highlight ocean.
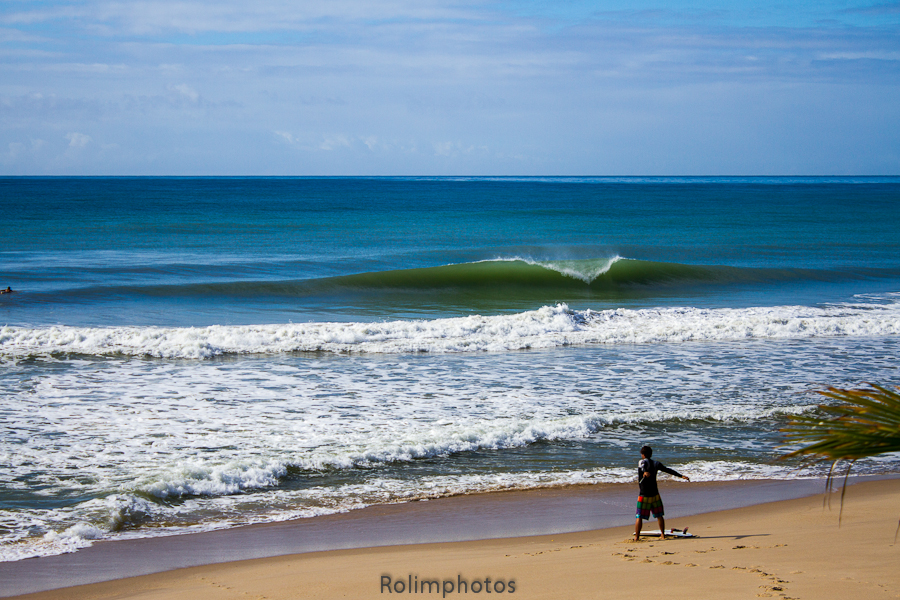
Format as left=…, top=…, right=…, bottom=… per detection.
left=1, top=176, right=899, bottom=561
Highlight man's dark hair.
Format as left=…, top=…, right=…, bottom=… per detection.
left=640, top=445, right=652, bottom=458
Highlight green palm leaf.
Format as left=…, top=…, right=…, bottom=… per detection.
left=779, top=384, right=900, bottom=534
left=781, top=384, right=900, bottom=461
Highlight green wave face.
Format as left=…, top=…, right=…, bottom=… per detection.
left=48, top=258, right=892, bottom=318
left=321, top=258, right=803, bottom=292
left=330, top=259, right=608, bottom=290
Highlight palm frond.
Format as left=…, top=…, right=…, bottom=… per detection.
left=781, top=384, right=900, bottom=462
left=779, top=383, right=900, bottom=534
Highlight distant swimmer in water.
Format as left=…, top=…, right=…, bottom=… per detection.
left=0, top=287, right=13, bottom=294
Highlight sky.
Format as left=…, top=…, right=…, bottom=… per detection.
left=1, top=0, right=899, bottom=175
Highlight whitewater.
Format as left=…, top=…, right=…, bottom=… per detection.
left=3, top=300, right=899, bottom=358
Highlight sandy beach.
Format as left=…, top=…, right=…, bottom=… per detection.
left=5, top=478, right=898, bottom=600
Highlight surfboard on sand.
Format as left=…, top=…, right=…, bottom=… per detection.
left=641, top=529, right=695, bottom=538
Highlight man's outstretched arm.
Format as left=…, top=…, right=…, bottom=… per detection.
left=658, top=464, right=690, bottom=480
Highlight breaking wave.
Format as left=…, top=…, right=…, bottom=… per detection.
left=2, top=299, right=899, bottom=359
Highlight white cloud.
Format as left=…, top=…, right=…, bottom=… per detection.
left=1, top=0, right=482, bottom=35
left=169, top=83, right=199, bottom=102
left=66, top=132, right=92, bottom=148
left=275, top=131, right=354, bottom=152
left=2, top=138, right=46, bottom=165
left=818, top=51, right=900, bottom=61
left=42, top=63, right=128, bottom=73
left=275, top=131, right=296, bottom=144
left=5, top=142, right=25, bottom=160
left=433, top=141, right=484, bottom=157
left=2, top=1, right=899, bottom=174
left=0, top=26, right=51, bottom=43
left=320, top=134, right=350, bottom=151
left=433, top=141, right=456, bottom=157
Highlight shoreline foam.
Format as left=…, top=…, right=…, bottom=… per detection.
left=3, top=476, right=897, bottom=597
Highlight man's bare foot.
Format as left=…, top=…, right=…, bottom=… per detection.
left=683, top=527, right=689, bottom=534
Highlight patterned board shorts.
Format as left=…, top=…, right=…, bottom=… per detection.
left=636, top=494, right=664, bottom=520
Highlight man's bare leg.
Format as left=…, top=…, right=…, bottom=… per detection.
left=658, top=516, right=666, bottom=540
left=634, top=517, right=642, bottom=542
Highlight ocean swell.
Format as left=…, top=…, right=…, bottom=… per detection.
left=17, top=257, right=888, bottom=302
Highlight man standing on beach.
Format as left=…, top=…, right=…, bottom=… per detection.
left=634, top=445, right=689, bottom=541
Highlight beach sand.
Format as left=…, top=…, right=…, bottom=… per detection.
left=7, top=479, right=899, bottom=600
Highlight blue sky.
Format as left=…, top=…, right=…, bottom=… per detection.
left=1, top=0, right=899, bottom=175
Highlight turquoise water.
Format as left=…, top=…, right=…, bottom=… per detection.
left=1, top=177, right=899, bottom=560
left=4, top=177, right=900, bottom=324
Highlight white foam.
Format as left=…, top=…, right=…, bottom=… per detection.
left=136, top=461, right=287, bottom=499
left=0, top=523, right=108, bottom=561
left=2, top=300, right=899, bottom=358
left=0, top=398, right=830, bottom=560
left=3, top=317, right=899, bottom=563
left=0, top=460, right=839, bottom=562
left=0, top=389, right=826, bottom=562
left=486, top=256, right=624, bottom=283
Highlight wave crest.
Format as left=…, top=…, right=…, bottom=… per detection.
left=485, top=256, right=624, bottom=284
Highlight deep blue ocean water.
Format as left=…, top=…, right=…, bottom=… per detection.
left=1, top=176, right=899, bottom=560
